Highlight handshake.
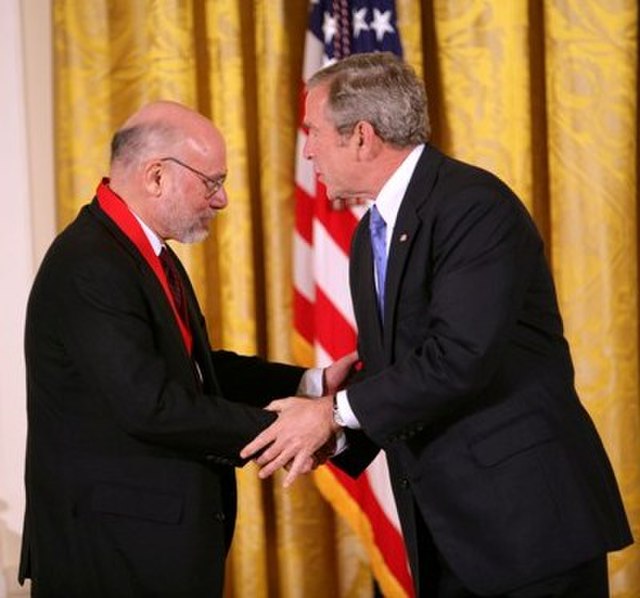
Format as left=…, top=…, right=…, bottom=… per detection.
left=240, top=351, right=359, bottom=488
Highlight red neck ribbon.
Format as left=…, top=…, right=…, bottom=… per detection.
left=96, top=178, right=193, bottom=353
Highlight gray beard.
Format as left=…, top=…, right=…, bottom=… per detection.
left=175, top=226, right=210, bottom=244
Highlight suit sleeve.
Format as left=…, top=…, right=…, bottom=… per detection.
left=211, top=350, right=305, bottom=407
left=174, top=248, right=305, bottom=407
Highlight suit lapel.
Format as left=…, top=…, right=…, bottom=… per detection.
left=89, top=201, right=193, bottom=365
left=154, top=243, right=223, bottom=394
left=381, top=145, right=444, bottom=359
left=383, top=211, right=421, bottom=358
left=178, top=263, right=223, bottom=395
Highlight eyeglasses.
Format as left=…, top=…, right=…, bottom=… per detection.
left=160, top=156, right=226, bottom=198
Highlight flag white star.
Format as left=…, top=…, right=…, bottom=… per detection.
left=353, top=8, right=369, bottom=38
left=323, top=11, right=337, bottom=44
left=370, top=8, right=394, bottom=42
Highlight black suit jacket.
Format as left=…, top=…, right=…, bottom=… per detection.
left=335, top=145, right=632, bottom=595
left=20, top=199, right=303, bottom=597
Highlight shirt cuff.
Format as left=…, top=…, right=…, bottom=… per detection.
left=333, top=429, right=348, bottom=455
left=336, top=390, right=361, bottom=429
left=296, top=367, right=324, bottom=398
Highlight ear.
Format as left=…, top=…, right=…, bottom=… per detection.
left=142, top=160, right=164, bottom=197
left=354, top=121, right=381, bottom=160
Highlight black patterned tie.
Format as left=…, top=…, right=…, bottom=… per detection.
left=159, top=247, right=189, bottom=324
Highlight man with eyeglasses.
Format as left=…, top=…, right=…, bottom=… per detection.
left=19, top=100, right=356, bottom=597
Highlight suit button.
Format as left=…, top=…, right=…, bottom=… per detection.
left=400, top=478, right=410, bottom=489
left=214, top=512, right=226, bottom=522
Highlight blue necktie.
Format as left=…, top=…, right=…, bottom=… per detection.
left=369, top=204, right=387, bottom=319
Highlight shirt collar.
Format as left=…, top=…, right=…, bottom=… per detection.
left=132, top=212, right=163, bottom=256
left=373, top=144, right=424, bottom=240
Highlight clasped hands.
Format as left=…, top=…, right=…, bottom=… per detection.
left=240, top=351, right=358, bottom=488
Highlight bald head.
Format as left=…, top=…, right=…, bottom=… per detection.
left=121, top=100, right=206, bottom=130
left=107, top=101, right=228, bottom=243
left=110, top=101, right=223, bottom=171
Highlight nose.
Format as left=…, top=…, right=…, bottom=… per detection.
left=210, top=187, right=228, bottom=210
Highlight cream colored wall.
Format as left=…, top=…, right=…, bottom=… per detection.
left=23, top=0, right=56, bottom=266
left=0, top=1, right=53, bottom=595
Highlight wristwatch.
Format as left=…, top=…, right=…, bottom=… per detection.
left=332, top=394, right=346, bottom=428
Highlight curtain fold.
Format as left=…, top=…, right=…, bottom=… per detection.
left=544, top=1, right=639, bottom=593
left=52, top=1, right=639, bottom=596
left=432, top=0, right=534, bottom=210
left=54, top=0, right=112, bottom=226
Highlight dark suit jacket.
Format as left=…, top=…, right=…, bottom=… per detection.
left=19, top=199, right=303, bottom=597
left=335, top=145, right=632, bottom=595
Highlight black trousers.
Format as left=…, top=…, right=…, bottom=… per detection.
left=414, top=504, right=609, bottom=598
left=432, top=554, right=608, bottom=598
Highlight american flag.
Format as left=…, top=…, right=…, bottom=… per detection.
left=292, top=1, right=413, bottom=596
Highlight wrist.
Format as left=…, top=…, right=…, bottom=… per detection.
left=331, top=394, right=346, bottom=430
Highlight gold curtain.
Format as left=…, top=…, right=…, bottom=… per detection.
left=53, top=0, right=639, bottom=596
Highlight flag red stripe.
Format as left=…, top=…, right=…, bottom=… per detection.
left=294, top=3, right=413, bottom=595
left=295, top=186, right=314, bottom=244
left=314, top=287, right=356, bottom=356
left=293, top=289, right=315, bottom=345
left=297, top=175, right=360, bottom=256
left=313, top=187, right=360, bottom=255
left=327, top=464, right=413, bottom=593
